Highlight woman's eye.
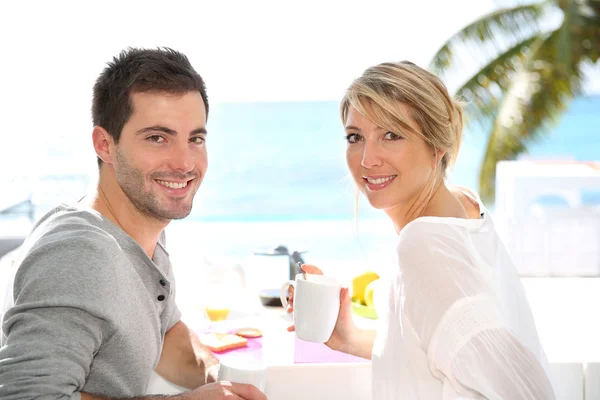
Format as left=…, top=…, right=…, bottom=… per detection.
left=148, top=135, right=165, bottom=143
left=384, top=132, right=402, bottom=141
left=345, top=133, right=362, bottom=144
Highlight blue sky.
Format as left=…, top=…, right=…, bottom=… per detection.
left=0, top=0, right=598, bottom=178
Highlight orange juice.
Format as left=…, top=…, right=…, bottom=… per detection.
left=205, top=307, right=230, bottom=322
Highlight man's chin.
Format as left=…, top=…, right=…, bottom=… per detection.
left=158, top=208, right=193, bottom=221
left=145, top=204, right=193, bottom=221
left=169, top=211, right=192, bottom=220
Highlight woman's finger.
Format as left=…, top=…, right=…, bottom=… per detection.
left=300, top=264, right=324, bottom=275
left=286, top=286, right=295, bottom=313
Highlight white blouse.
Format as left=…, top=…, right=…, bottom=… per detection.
left=371, top=198, right=555, bottom=399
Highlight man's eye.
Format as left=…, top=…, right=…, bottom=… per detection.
left=345, top=133, right=362, bottom=144
left=384, top=132, right=403, bottom=141
left=190, top=136, right=205, bottom=144
left=148, top=135, right=165, bottom=143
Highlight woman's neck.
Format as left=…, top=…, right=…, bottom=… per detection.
left=386, top=182, right=469, bottom=233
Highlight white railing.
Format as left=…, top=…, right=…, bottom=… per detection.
left=495, top=160, right=600, bottom=277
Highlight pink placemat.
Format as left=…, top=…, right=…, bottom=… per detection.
left=218, top=338, right=264, bottom=362
left=194, top=328, right=264, bottom=362
left=193, top=326, right=368, bottom=364
left=293, top=336, right=368, bottom=363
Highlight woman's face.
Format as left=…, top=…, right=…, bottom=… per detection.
left=344, top=104, right=438, bottom=211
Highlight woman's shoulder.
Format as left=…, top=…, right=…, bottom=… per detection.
left=449, top=186, right=483, bottom=219
left=399, top=213, right=475, bottom=242
left=395, top=217, right=484, bottom=274
left=397, top=220, right=466, bottom=256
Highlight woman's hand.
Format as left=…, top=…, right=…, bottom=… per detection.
left=285, top=264, right=357, bottom=354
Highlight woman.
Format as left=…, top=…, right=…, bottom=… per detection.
left=287, top=61, right=555, bottom=399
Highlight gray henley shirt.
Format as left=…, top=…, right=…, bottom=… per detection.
left=0, top=204, right=182, bottom=398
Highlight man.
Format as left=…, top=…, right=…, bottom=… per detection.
left=0, top=47, right=266, bottom=400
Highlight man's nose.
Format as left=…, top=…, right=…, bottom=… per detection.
left=168, top=142, right=195, bottom=172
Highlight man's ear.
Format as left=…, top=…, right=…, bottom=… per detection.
left=92, top=126, right=114, bottom=165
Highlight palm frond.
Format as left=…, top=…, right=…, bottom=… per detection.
left=455, top=35, right=541, bottom=124
left=578, top=0, right=600, bottom=21
left=556, top=0, right=578, bottom=72
left=430, top=3, right=548, bottom=74
left=572, top=0, right=600, bottom=62
left=478, top=28, right=586, bottom=202
left=582, top=24, right=600, bottom=62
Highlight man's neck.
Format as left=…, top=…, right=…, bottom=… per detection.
left=85, top=176, right=168, bottom=259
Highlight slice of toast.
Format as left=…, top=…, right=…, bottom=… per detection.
left=235, top=327, right=263, bottom=338
left=200, top=333, right=248, bottom=352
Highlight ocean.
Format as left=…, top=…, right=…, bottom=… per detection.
left=1, top=95, right=598, bottom=289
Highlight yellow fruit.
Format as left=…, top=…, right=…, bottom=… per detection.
left=364, top=279, right=378, bottom=308
left=352, top=271, right=379, bottom=305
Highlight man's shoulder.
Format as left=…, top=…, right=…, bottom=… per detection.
left=27, top=204, right=119, bottom=248
left=5, top=206, right=126, bottom=305
left=14, top=205, right=124, bottom=275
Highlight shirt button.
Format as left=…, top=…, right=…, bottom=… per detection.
left=157, top=295, right=165, bottom=301
left=159, top=279, right=166, bottom=286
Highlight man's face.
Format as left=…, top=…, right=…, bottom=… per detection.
left=111, top=91, right=208, bottom=221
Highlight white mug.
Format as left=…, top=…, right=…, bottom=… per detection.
left=217, top=357, right=267, bottom=392
left=280, top=273, right=341, bottom=343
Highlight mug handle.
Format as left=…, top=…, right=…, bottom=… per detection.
left=280, top=280, right=295, bottom=311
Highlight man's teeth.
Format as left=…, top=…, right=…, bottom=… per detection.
left=366, top=176, right=395, bottom=185
left=157, top=180, right=188, bottom=189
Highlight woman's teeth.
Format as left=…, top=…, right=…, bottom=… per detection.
left=366, top=176, right=395, bottom=185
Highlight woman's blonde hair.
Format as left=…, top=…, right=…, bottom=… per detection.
left=340, top=61, right=464, bottom=177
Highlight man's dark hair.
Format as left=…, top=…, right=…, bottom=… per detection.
left=92, top=47, right=209, bottom=166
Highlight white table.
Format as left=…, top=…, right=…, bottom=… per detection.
left=147, top=295, right=373, bottom=399
left=149, top=276, right=600, bottom=399
left=522, top=277, right=600, bottom=363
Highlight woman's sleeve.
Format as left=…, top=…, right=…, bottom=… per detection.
left=397, top=224, right=555, bottom=399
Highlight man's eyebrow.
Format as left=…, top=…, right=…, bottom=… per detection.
left=136, top=126, right=207, bottom=136
left=136, top=125, right=177, bottom=135
left=190, top=128, right=207, bottom=135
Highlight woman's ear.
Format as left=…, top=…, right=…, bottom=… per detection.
left=92, top=126, right=114, bottom=165
left=433, top=148, right=446, bottom=168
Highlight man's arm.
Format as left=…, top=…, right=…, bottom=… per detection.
left=154, top=320, right=219, bottom=389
